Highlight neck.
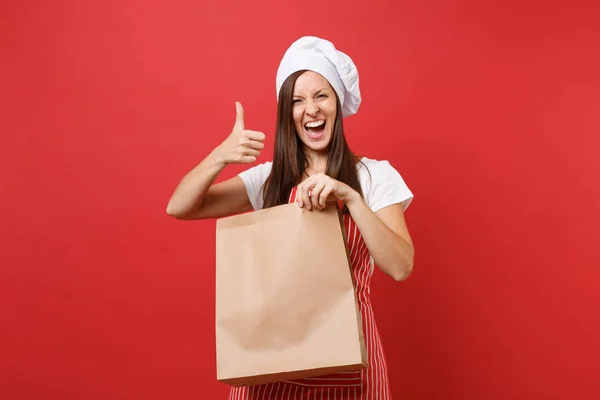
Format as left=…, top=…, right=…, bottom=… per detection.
left=304, top=148, right=328, bottom=174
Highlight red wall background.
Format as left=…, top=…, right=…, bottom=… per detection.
left=1, top=1, right=599, bottom=399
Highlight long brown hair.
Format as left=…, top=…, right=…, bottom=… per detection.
left=262, top=70, right=364, bottom=212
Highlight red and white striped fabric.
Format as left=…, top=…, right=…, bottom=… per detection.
left=228, top=187, right=392, bottom=399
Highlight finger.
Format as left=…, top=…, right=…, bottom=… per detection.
left=241, top=155, right=257, bottom=163
left=234, top=102, right=245, bottom=131
left=240, top=148, right=260, bottom=157
left=296, top=185, right=304, bottom=208
left=296, top=176, right=317, bottom=205
left=298, top=183, right=313, bottom=210
left=245, top=139, right=265, bottom=150
left=233, top=151, right=258, bottom=164
left=311, top=181, right=326, bottom=210
left=319, top=185, right=335, bottom=209
left=243, top=130, right=266, bottom=141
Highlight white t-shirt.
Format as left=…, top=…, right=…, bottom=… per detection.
left=238, top=157, right=414, bottom=213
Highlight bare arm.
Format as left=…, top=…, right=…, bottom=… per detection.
left=166, top=151, right=252, bottom=219
left=166, top=102, right=265, bottom=220
left=346, top=199, right=414, bottom=281
left=296, top=173, right=414, bottom=281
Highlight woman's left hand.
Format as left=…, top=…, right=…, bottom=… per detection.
left=296, top=173, right=360, bottom=211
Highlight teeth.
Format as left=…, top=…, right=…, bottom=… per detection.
left=305, top=120, right=325, bottom=129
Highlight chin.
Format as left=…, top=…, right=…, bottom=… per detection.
left=300, top=134, right=332, bottom=153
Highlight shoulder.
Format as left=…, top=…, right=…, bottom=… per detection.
left=356, top=156, right=402, bottom=188
left=357, top=157, right=414, bottom=213
left=237, top=161, right=273, bottom=210
left=239, top=161, right=272, bottom=181
left=357, top=156, right=393, bottom=174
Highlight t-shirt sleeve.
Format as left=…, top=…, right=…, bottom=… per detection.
left=237, top=161, right=272, bottom=211
left=367, top=160, right=414, bottom=213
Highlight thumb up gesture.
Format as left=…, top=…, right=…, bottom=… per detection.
left=215, top=102, right=266, bottom=165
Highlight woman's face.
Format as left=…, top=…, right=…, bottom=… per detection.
left=292, top=71, right=338, bottom=154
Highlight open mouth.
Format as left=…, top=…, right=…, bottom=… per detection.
left=304, top=120, right=326, bottom=139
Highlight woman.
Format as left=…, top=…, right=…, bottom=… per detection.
left=167, top=36, right=415, bottom=399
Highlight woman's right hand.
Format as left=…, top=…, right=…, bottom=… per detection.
left=215, top=102, right=266, bottom=165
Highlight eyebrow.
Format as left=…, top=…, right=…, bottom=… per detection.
left=293, top=88, right=329, bottom=98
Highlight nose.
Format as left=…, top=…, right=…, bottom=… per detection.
left=305, top=101, right=319, bottom=116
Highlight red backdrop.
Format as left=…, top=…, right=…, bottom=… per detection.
left=1, top=0, right=599, bottom=399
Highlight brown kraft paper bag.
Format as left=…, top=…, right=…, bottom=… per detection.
left=215, top=202, right=368, bottom=387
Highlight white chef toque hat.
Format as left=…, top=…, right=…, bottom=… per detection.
left=276, top=36, right=361, bottom=118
